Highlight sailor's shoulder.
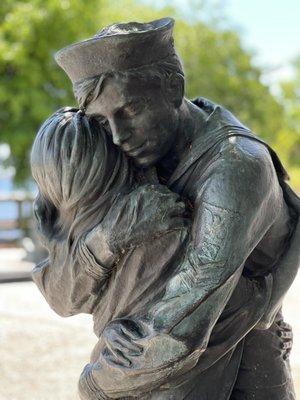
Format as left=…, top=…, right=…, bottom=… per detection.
left=218, top=134, right=274, bottom=171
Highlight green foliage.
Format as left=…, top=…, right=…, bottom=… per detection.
left=0, top=0, right=102, bottom=182
left=0, top=0, right=298, bottom=191
left=174, top=20, right=285, bottom=141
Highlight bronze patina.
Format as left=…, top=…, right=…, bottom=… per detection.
left=31, top=18, right=300, bottom=400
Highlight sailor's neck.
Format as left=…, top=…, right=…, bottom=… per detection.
left=157, top=98, right=208, bottom=175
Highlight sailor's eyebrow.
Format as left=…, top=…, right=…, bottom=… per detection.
left=88, top=96, right=151, bottom=118
left=122, top=96, right=151, bottom=107
left=113, top=97, right=150, bottom=114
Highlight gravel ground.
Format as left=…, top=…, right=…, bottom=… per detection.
left=0, top=248, right=299, bottom=399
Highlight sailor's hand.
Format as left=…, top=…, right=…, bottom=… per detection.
left=101, top=319, right=145, bottom=367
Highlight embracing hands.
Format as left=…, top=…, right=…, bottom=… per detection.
left=84, top=184, right=188, bottom=269
left=101, top=318, right=147, bottom=368
left=79, top=317, right=194, bottom=398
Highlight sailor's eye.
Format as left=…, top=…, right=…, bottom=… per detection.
left=125, top=101, right=145, bottom=117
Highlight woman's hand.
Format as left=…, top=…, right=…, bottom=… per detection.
left=84, top=184, right=188, bottom=270
left=104, top=184, right=188, bottom=252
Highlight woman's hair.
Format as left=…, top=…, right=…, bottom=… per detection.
left=31, top=107, right=133, bottom=240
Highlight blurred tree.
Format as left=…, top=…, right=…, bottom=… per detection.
left=174, top=20, right=285, bottom=141
left=0, top=0, right=293, bottom=185
left=0, top=0, right=104, bottom=183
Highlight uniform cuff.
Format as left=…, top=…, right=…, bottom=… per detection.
left=77, top=241, right=110, bottom=281
left=78, top=364, right=110, bottom=400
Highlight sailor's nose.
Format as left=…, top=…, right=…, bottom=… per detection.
left=109, top=118, right=132, bottom=146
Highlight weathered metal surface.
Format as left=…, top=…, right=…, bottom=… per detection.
left=30, top=18, right=299, bottom=400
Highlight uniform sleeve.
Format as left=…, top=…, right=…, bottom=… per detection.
left=257, top=181, right=300, bottom=328
left=78, top=142, right=280, bottom=399
left=151, top=141, right=279, bottom=344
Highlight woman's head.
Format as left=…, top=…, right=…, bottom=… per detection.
left=31, top=107, right=133, bottom=237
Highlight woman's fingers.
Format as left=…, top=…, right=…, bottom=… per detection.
left=276, top=319, right=293, bottom=360
left=278, top=329, right=293, bottom=340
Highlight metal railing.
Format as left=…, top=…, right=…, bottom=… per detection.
left=0, top=194, right=35, bottom=282
left=0, top=193, right=34, bottom=245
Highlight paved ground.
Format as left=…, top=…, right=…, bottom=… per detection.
left=0, top=248, right=299, bottom=399
left=0, top=249, right=95, bottom=400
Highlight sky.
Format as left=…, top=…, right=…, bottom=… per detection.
left=225, top=0, right=300, bottom=84
left=147, top=0, right=300, bottom=85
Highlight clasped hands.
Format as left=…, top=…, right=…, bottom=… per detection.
left=101, top=318, right=147, bottom=368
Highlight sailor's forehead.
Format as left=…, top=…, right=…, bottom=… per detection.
left=103, top=73, right=157, bottom=96
left=86, top=75, right=154, bottom=115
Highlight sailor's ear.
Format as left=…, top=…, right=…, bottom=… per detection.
left=165, top=73, right=184, bottom=108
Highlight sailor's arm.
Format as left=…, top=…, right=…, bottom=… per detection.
left=79, top=141, right=279, bottom=399
left=148, top=139, right=279, bottom=344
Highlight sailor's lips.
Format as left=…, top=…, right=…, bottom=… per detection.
left=124, top=142, right=148, bottom=157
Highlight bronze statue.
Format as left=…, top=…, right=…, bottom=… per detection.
left=31, top=18, right=300, bottom=399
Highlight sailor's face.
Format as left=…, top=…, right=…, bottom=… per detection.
left=85, top=75, right=179, bottom=167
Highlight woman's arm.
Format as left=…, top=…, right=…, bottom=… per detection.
left=32, top=238, right=110, bottom=317
left=32, top=194, right=113, bottom=317
left=32, top=184, right=186, bottom=318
